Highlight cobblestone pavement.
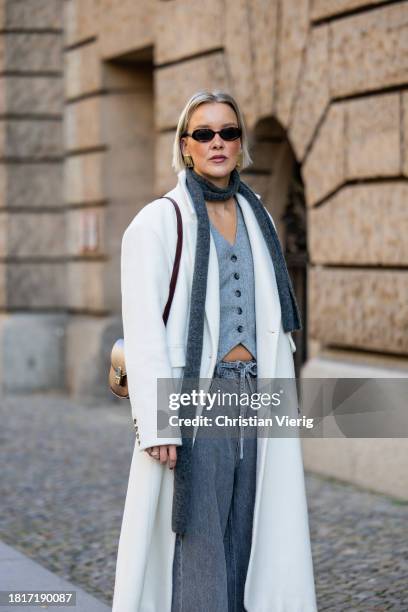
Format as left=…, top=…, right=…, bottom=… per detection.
left=0, top=392, right=407, bottom=610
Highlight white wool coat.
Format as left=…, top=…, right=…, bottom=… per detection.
left=112, top=169, right=318, bottom=612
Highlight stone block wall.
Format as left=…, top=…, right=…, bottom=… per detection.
left=0, top=0, right=66, bottom=391
left=1, top=0, right=407, bottom=408
left=63, top=0, right=156, bottom=395
left=299, top=2, right=408, bottom=360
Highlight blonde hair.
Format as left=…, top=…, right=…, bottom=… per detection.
left=171, top=89, right=253, bottom=174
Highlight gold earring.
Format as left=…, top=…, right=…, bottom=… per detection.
left=183, top=154, right=194, bottom=168
left=236, top=151, right=243, bottom=169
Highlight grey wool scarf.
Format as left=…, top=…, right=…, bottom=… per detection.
left=171, top=167, right=302, bottom=535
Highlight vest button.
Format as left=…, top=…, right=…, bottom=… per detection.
left=234, top=272, right=240, bottom=280
left=235, top=289, right=241, bottom=297
left=231, top=254, right=237, bottom=262
left=237, top=325, right=244, bottom=332
left=237, top=307, right=243, bottom=314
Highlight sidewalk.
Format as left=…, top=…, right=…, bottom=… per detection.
left=0, top=391, right=407, bottom=611
left=0, top=391, right=129, bottom=609
left=0, top=541, right=110, bottom=611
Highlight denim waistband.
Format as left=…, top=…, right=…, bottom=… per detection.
left=214, top=358, right=257, bottom=378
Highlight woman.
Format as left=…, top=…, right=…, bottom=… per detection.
left=112, top=90, right=317, bottom=612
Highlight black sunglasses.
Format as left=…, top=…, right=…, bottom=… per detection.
left=182, top=126, right=242, bottom=143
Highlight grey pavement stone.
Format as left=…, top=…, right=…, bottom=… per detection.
left=0, top=391, right=407, bottom=611
left=0, top=391, right=130, bottom=608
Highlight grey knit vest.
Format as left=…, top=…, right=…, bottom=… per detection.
left=209, top=197, right=256, bottom=363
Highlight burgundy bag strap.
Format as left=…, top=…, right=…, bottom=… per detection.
left=160, top=196, right=183, bottom=326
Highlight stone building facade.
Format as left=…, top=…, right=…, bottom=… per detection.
left=0, top=0, right=407, bottom=497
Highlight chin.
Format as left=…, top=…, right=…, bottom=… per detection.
left=202, top=165, right=235, bottom=179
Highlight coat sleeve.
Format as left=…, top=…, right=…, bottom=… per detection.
left=121, top=219, right=183, bottom=452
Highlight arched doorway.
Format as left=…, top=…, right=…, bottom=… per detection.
left=241, top=117, right=308, bottom=377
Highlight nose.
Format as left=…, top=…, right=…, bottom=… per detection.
left=211, top=133, right=224, bottom=147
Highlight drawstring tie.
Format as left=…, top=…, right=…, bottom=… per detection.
left=215, top=360, right=257, bottom=459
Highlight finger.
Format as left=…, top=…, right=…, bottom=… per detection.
left=159, top=445, right=169, bottom=465
left=168, top=445, right=177, bottom=470
left=151, top=446, right=160, bottom=460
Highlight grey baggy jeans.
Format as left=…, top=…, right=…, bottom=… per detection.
left=171, top=358, right=258, bottom=612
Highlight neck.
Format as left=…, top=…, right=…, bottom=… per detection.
left=206, top=196, right=236, bottom=215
